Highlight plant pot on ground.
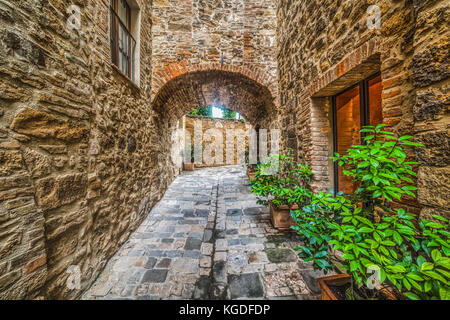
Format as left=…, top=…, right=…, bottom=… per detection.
left=294, top=125, right=450, bottom=300
left=317, top=274, right=398, bottom=300
left=328, top=125, right=450, bottom=300
left=247, top=169, right=257, bottom=181
left=184, top=145, right=196, bottom=171
left=269, top=201, right=298, bottom=231
left=249, top=149, right=313, bottom=231
left=244, top=150, right=258, bottom=180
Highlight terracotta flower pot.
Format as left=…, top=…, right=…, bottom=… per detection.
left=247, top=171, right=256, bottom=181
left=183, top=163, right=195, bottom=171
left=317, top=273, right=397, bottom=300
left=246, top=167, right=257, bottom=181
left=269, top=201, right=298, bottom=231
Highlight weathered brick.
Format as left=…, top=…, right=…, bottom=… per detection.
left=0, top=0, right=447, bottom=301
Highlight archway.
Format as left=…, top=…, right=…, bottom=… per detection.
left=151, top=69, right=279, bottom=172
left=153, top=69, right=277, bottom=125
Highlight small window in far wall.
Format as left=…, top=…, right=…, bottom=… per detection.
left=110, top=0, right=137, bottom=83
left=332, top=73, right=383, bottom=194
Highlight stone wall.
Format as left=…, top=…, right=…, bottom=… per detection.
left=151, top=0, right=280, bottom=162
left=276, top=0, right=449, bottom=218
left=151, top=0, right=278, bottom=102
left=1, top=0, right=447, bottom=301
left=412, top=1, right=450, bottom=220
left=0, top=0, right=170, bottom=299
left=0, top=0, right=281, bottom=300
left=184, top=115, right=251, bottom=167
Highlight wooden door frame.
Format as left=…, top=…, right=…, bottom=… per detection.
left=331, top=72, right=381, bottom=194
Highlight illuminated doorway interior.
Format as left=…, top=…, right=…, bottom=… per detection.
left=332, top=73, right=383, bottom=194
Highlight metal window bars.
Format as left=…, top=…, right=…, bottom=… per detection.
left=110, top=6, right=136, bottom=83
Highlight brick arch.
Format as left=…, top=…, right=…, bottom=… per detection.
left=152, top=64, right=278, bottom=125
left=151, top=60, right=278, bottom=105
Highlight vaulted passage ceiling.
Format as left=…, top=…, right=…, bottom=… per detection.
left=152, top=70, right=276, bottom=124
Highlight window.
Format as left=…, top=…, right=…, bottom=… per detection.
left=332, top=73, right=382, bottom=194
left=110, top=0, right=139, bottom=84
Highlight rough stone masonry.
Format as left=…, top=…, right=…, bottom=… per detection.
left=276, top=0, right=449, bottom=216
left=184, top=115, right=251, bottom=168
left=0, top=0, right=279, bottom=299
left=0, top=0, right=448, bottom=300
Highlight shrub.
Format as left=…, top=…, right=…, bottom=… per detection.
left=292, top=191, right=352, bottom=273
left=249, top=149, right=312, bottom=208
left=327, top=125, right=450, bottom=300
left=328, top=208, right=450, bottom=300
left=291, top=124, right=449, bottom=299
left=330, top=124, right=421, bottom=218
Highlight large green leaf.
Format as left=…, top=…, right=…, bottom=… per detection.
left=421, top=262, right=434, bottom=272
left=439, top=287, right=450, bottom=300
left=388, top=265, right=406, bottom=273
left=393, top=231, right=403, bottom=245
left=404, top=292, right=421, bottom=300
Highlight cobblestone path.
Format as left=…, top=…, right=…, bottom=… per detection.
left=83, top=166, right=324, bottom=300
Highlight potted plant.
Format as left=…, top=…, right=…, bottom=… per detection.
left=183, top=145, right=195, bottom=171
left=250, top=149, right=312, bottom=231
left=322, top=207, right=450, bottom=300
left=297, top=124, right=450, bottom=300
left=244, top=149, right=258, bottom=181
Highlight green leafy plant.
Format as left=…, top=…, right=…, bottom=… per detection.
left=189, top=106, right=212, bottom=117
left=189, top=106, right=242, bottom=120
left=330, top=124, right=422, bottom=218
left=249, top=149, right=312, bottom=208
left=191, top=145, right=195, bottom=163
left=399, top=215, right=450, bottom=300
left=186, top=145, right=202, bottom=163
left=328, top=208, right=450, bottom=300
left=292, top=191, right=352, bottom=273
left=327, top=125, right=449, bottom=300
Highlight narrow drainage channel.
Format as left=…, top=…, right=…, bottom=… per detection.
left=193, top=174, right=228, bottom=300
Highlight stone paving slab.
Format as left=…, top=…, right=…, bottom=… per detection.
left=83, top=166, right=323, bottom=300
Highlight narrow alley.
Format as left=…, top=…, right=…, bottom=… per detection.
left=83, top=166, right=324, bottom=300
